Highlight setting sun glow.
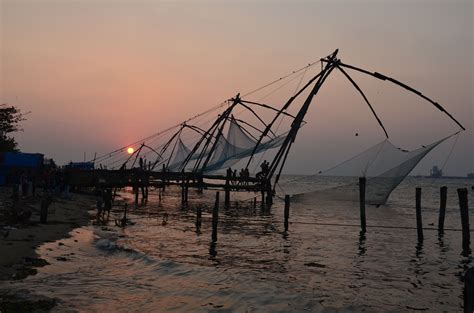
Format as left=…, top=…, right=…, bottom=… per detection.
left=127, top=147, right=134, bottom=154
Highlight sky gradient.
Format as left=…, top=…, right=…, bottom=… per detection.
left=1, top=0, right=473, bottom=175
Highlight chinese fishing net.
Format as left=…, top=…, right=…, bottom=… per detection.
left=278, top=132, right=458, bottom=205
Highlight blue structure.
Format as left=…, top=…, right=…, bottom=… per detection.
left=0, top=152, right=44, bottom=185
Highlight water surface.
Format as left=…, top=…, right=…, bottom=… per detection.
left=4, top=177, right=474, bottom=312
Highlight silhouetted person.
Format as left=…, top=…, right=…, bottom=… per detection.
left=104, top=188, right=112, bottom=217
left=233, top=169, right=238, bottom=185
left=96, top=189, right=104, bottom=220
left=63, top=170, right=71, bottom=199
left=21, top=171, right=28, bottom=196
left=257, top=161, right=269, bottom=180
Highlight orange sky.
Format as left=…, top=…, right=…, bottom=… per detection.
left=1, top=0, right=473, bottom=175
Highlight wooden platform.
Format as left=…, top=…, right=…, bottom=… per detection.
left=68, top=169, right=267, bottom=193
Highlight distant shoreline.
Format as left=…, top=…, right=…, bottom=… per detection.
left=414, top=176, right=474, bottom=180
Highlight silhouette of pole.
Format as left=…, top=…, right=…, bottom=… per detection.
left=416, top=188, right=424, bottom=242
left=212, top=192, right=220, bottom=242
left=438, top=186, right=447, bottom=233
left=359, top=177, right=366, bottom=233
left=225, top=172, right=230, bottom=207
left=284, top=195, right=290, bottom=232
left=458, top=188, right=470, bottom=252
left=196, top=205, right=202, bottom=232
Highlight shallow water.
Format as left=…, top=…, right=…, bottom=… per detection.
left=3, top=177, right=474, bottom=312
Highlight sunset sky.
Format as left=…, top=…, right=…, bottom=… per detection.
left=1, top=0, right=473, bottom=175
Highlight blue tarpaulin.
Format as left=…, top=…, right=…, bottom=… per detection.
left=0, top=152, right=44, bottom=185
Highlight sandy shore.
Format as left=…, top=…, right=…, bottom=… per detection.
left=0, top=188, right=95, bottom=281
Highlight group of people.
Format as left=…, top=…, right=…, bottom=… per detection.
left=225, top=160, right=271, bottom=186
left=226, top=167, right=251, bottom=186
left=9, top=167, right=72, bottom=201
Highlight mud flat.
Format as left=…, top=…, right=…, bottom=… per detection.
left=0, top=188, right=95, bottom=311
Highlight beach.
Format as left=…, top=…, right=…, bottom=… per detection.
left=0, top=188, right=95, bottom=311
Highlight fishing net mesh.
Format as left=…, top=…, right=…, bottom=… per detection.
left=168, top=139, right=192, bottom=171
left=280, top=134, right=454, bottom=205
left=204, top=119, right=285, bottom=172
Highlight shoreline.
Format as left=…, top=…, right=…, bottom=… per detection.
left=0, top=189, right=95, bottom=281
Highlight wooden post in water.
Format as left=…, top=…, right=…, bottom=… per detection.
left=438, top=186, right=447, bottom=233
left=266, top=181, right=273, bottom=206
left=253, top=197, right=257, bottom=209
left=184, top=180, right=189, bottom=204
left=141, top=183, right=146, bottom=202
left=212, top=192, right=220, bottom=242
left=284, top=195, right=290, bottom=232
left=465, top=267, right=474, bottom=313
left=457, top=188, right=470, bottom=252
left=416, top=187, right=424, bottom=242
left=121, top=203, right=128, bottom=226
left=225, top=175, right=230, bottom=207
left=359, top=177, right=366, bottom=233
left=134, top=184, right=139, bottom=207
left=196, top=205, right=202, bottom=231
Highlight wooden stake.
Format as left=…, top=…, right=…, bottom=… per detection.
left=266, top=188, right=273, bottom=206
left=196, top=205, right=202, bottom=231
left=416, top=187, right=423, bottom=242
left=458, top=188, right=470, bottom=252
left=224, top=176, right=230, bottom=207
left=359, top=177, right=366, bottom=233
left=212, top=192, right=220, bottom=242
left=181, top=179, right=186, bottom=206
left=184, top=181, right=189, bottom=204
left=121, top=203, right=128, bottom=227
left=438, top=186, right=447, bottom=233
left=134, top=185, right=139, bottom=207
left=284, top=195, right=290, bottom=232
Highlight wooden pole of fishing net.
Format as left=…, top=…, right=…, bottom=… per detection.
left=212, top=192, right=220, bottom=242
left=359, top=177, right=366, bottom=233
left=416, top=188, right=424, bottom=242
left=284, top=195, right=290, bottom=232
left=457, top=188, right=470, bottom=253
left=438, top=186, right=447, bottom=234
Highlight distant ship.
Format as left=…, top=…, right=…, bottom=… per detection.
left=430, top=165, right=443, bottom=178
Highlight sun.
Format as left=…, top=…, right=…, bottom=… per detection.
left=127, top=147, right=135, bottom=154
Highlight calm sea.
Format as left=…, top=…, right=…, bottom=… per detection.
left=4, top=177, right=474, bottom=312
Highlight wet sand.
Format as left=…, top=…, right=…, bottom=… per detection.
left=0, top=188, right=95, bottom=280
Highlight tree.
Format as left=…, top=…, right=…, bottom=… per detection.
left=0, top=104, right=27, bottom=152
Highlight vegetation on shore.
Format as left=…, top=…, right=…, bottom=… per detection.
left=0, top=104, right=27, bottom=153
